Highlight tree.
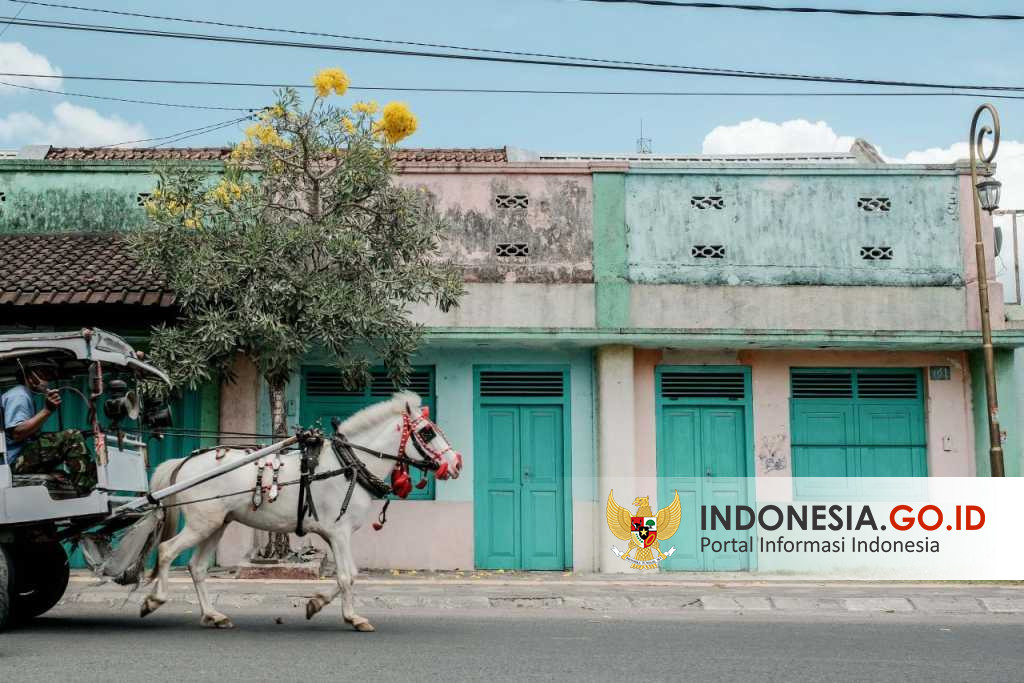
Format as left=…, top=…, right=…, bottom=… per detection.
left=132, top=68, right=464, bottom=560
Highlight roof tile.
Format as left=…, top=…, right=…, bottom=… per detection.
left=0, top=233, right=173, bottom=307
left=43, top=146, right=508, bottom=164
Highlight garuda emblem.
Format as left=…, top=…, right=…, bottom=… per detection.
left=606, top=490, right=681, bottom=569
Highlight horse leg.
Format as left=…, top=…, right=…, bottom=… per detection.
left=190, top=524, right=233, bottom=628
left=141, top=525, right=206, bottom=618
left=330, top=529, right=373, bottom=632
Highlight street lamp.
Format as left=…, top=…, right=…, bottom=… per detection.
left=968, top=103, right=1005, bottom=477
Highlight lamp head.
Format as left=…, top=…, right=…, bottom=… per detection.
left=977, top=178, right=1002, bottom=213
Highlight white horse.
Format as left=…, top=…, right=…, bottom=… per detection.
left=141, top=392, right=462, bottom=631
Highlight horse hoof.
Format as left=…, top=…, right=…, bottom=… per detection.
left=353, top=620, right=375, bottom=632
left=140, top=596, right=164, bottom=618
left=306, top=594, right=327, bottom=620
left=202, top=614, right=235, bottom=629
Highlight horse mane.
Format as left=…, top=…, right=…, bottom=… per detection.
left=337, top=391, right=422, bottom=436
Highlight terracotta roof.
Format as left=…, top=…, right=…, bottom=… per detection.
left=0, top=234, right=173, bottom=307
left=43, top=146, right=508, bottom=164
left=45, top=147, right=231, bottom=161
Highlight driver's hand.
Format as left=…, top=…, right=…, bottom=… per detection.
left=44, top=389, right=61, bottom=412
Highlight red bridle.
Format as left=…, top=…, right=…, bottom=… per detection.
left=390, top=406, right=462, bottom=500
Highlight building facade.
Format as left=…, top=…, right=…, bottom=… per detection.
left=1, top=144, right=1021, bottom=573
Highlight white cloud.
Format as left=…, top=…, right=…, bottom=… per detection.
left=0, top=102, right=148, bottom=146
left=702, top=118, right=856, bottom=155
left=0, top=42, right=62, bottom=93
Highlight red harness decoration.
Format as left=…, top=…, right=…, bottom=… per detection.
left=389, top=407, right=458, bottom=501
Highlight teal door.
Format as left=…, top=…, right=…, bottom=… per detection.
left=301, top=367, right=436, bottom=500
left=791, top=369, right=926, bottom=498
left=656, top=369, right=752, bottom=571
left=474, top=369, right=569, bottom=570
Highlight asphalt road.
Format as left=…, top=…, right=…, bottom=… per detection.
left=3, top=604, right=1023, bottom=682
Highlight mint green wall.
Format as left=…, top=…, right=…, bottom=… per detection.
left=592, top=172, right=629, bottom=328
left=624, top=168, right=962, bottom=287
left=0, top=163, right=221, bottom=233
left=970, top=349, right=1020, bottom=477
left=266, top=347, right=597, bottom=504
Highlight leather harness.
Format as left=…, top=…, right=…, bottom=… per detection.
left=293, top=421, right=441, bottom=537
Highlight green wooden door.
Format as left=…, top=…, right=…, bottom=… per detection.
left=300, top=367, right=436, bottom=500
left=476, top=404, right=565, bottom=569
left=474, top=369, right=568, bottom=570
left=656, top=369, right=752, bottom=572
left=791, top=369, right=926, bottom=498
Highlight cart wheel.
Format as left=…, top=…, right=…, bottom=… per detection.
left=0, top=544, right=12, bottom=630
left=13, top=540, right=70, bottom=620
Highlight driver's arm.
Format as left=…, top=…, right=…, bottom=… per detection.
left=9, top=389, right=60, bottom=443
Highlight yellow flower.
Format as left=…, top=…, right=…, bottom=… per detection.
left=312, top=67, right=350, bottom=97
left=341, top=116, right=356, bottom=135
left=231, top=139, right=255, bottom=160
left=244, top=123, right=289, bottom=148
left=184, top=217, right=199, bottom=229
left=352, top=100, right=379, bottom=115
left=374, top=101, right=417, bottom=144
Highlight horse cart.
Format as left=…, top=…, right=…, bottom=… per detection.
left=1, top=328, right=462, bottom=632
left=0, top=329, right=181, bottom=628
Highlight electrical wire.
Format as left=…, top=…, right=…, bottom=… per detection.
left=13, top=0, right=989, bottom=77
left=2, top=71, right=1024, bottom=101
left=0, top=0, right=24, bottom=39
left=0, top=78, right=256, bottom=110
left=4, top=14, right=1024, bottom=93
left=97, top=112, right=256, bottom=149
left=573, top=0, right=1024, bottom=21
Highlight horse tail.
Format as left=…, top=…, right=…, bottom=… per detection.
left=147, top=458, right=184, bottom=579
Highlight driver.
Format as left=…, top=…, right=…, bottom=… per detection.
left=2, top=359, right=96, bottom=491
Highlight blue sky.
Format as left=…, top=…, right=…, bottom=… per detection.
left=2, top=0, right=1024, bottom=158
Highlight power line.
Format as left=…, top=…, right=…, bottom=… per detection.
left=4, top=72, right=1024, bottom=101
left=574, top=0, right=1024, bottom=21
left=3, top=0, right=927, bottom=78
left=0, top=1, right=25, bottom=39
left=5, top=15, right=1024, bottom=93
left=99, top=112, right=256, bottom=149
left=0, top=78, right=255, bottom=110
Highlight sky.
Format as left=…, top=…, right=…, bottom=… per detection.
left=3, top=0, right=1024, bottom=273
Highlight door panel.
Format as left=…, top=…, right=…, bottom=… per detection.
left=703, top=407, right=749, bottom=571
left=658, top=408, right=702, bottom=571
left=521, top=406, right=564, bottom=570
left=658, top=403, right=749, bottom=571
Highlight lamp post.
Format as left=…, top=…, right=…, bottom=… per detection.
left=969, top=104, right=1005, bottom=477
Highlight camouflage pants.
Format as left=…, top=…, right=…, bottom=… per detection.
left=13, top=430, right=97, bottom=491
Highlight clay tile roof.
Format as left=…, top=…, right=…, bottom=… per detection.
left=391, top=147, right=507, bottom=164
left=0, top=233, right=173, bottom=307
left=45, top=147, right=232, bottom=161
left=43, top=146, right=508, bottom=164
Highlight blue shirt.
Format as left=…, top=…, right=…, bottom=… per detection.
left=2, top=384, right=36, bottom=465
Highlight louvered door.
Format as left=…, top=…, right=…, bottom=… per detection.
left=656, top=367, right=752, bottom=571
left=790, top=369, right=926, bottom=493
left=474, top=368, right=568, bottom=570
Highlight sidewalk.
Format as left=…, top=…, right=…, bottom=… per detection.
left=64, top=570, right=1024, bottom=615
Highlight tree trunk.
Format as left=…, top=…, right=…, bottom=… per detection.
left=251, top=379, right=292, bottom=561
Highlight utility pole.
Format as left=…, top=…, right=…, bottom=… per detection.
left=968, top=104, right=1005, bottom=477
